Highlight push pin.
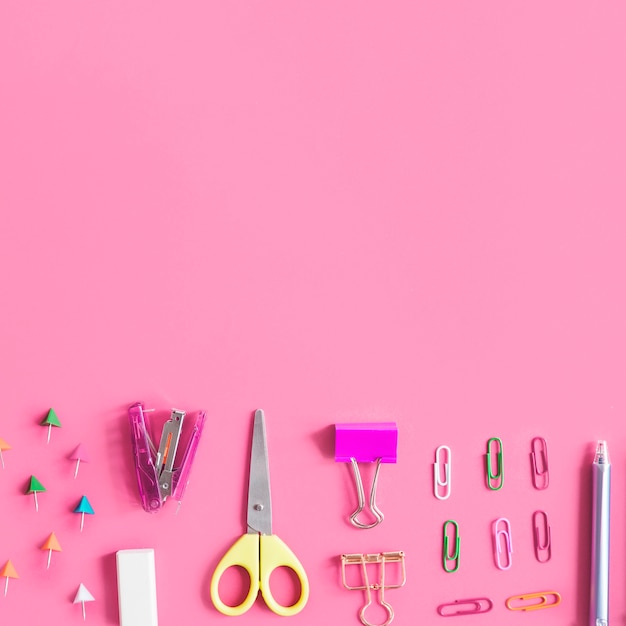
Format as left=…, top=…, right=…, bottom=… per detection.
left=335, top=423, right=398, bottom=529
left=128, top=402, right=207, bottom=513
left=0, top=438, right=11, bottom=469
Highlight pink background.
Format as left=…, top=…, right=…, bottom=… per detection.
left=1, top=2, right=626, bottom=624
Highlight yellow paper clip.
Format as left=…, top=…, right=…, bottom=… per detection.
left=505, top=591, right=561, bottom=611
left=341, top=551, right=406, bottom=626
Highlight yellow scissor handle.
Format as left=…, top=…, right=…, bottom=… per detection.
left=259, top=534, right=310, bottom=616
left=210, top=534, right=260, bottom=616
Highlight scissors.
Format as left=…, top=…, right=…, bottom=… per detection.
left=210, top=409, right=310, bottom=616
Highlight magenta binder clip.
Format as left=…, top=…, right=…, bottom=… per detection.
left=335, top=422, right=398, bottom=529
left=128, top=402, right=206, bottom=513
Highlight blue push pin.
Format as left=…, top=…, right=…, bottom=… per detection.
left=73, top=496, right=95, bottom=532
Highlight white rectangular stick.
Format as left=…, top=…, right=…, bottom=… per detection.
left=116, top=549, right=158, bottom=626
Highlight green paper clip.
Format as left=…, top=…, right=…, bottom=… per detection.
left=486, top=437, right=504, bottom=490
left=442, top=520, right=460, bottom=573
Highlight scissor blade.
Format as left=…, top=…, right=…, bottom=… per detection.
left=247, top=409, right=272, bottom=535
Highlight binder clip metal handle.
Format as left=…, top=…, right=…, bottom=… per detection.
left=335, top=423, right=398, bottom=530
left=341, top=551, right=406, bottom=626
left=349, top=457, right=384, bottom=529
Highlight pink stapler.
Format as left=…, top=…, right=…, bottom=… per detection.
left=128, top=402, right=206, bottom=513
left=335, top=422, right=398, bottom=529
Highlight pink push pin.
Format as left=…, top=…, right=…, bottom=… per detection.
left=69, top=444, right=90, bottom=479
left=335, top=423, right=398, bottom=529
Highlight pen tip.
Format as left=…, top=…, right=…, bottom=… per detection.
left=594, top=440, right=610, bottom=464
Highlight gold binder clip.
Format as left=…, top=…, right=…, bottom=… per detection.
left=340, top=551, right=406, bottom=626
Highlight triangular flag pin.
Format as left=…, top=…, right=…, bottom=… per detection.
left=26, top=475, right=46, bottom=511
left=69, top=444, right=90, bottom=479
left=73, top=496, right=95, bottom=532
left=0, top=438, right=11, bottom=469
left=0, top=560, right=19, bottom=597
left=40, top=532, right=62, bottom=569
left=41, top=408, right=62, bottom=444
left=73, top=583, right=95, bottom=620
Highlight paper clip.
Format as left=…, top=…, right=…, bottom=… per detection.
left=442, top=520, right=460, bottom=573
left=533, top=510, right=552, bottom=562
left=436, top=598, right=494, bottom=617
left=341, top=551, right=406, bottom=626
left=128, top=402, right=206, bottom=513
left=505, top=591, right=561, bottom=611
left=485, top=437, right=503, bottom=490
left=434, top=445, right=451, bottom=500
left=530, top=436, right=549, bottom=489
left=335, top=423, right=398, bottom=529
left=493, top=517, right=513, bottom=570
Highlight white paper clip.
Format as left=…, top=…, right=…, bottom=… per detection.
left=434, top=445, right=451, bottom=500
left=493, top=517, right=513, bottom=570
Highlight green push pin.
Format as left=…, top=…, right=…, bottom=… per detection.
left=27, top=475, right=46, bottom=512
left=41, top=408, right=62, bottom=444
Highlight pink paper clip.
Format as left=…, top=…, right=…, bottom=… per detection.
left=335, top=423, right=398, bottom=529
left=493, top=517, right=513, bottom=570
left=530, top=437, right=549, bottom=489
left=533, top=510, right=552, bottom=562
left=436, top=597, right=493, bottom=617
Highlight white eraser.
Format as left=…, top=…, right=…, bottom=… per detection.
left=116, top=549, right=158, bottom=626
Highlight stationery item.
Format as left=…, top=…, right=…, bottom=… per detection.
left=0, top=438, right=11, bottom=469
left=505, top=591, right=561, bottom=611
left=73, top=495, right=95, bottom=532
left=128, top=402, right=206, bottom=513
left=434, top=445, right=451, bottom=500
left=532, top=510, right=551, bottom=562
left=442, top=520, right=460, bottom=573
left=0, top=560, right=19, bottom=597
left=492, top=518, right=512, bottom=570
left=73, top=583, right=95, bottom=620
left=590, top=440, right=611, bottom=626
left=69, top=444, right=90, bottom=479
left=41, top=532, right=62, bottom=569
left=340, top=551, right=406, bottom=626
left=41, top=408, right=62, bottom=444
left=335, top=422, right=398, bottom=529
left=436, top=598, right=493, bottom=617
left=485, top=437, right=503, bottom=490
left=116, top=549, right=158, bottom=626
left=530, top=437, right=549, bottom=489
left=210, top=410, right=309, bottom=616
left=26, top=475, right=46, bottom=511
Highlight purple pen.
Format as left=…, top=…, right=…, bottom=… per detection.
left=590, top=440, right=611, bottom=626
